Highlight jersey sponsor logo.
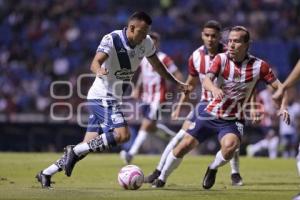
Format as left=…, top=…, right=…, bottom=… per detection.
left=114, top=68, right=135, bottom=80
left=111, top=113, right=124, bottom=124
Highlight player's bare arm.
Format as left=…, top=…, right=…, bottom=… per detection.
left=146, top=54, right=189, bottom=92
left=90, top=52, right=109, bottom=76
left=172, top=75, right=199, bottom=119
left=203, top=72, right=224, bottom=99
left=273, top=59, right=300, bottom=101
left=269, top=79, right=290, bottom=125
left=131, top=71, right=143, bottom=99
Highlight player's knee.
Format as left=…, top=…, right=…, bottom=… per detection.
left=114, top=128, right=131, bottom=143
left=221, top=139, right=239, bottom=156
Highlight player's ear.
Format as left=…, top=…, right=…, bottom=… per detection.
left=129, top=24, right=135, bottom=33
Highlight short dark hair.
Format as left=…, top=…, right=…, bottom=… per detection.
left=203, top=20, right=222, bottom=32
left=129, top=11, right=152, bottom=25
left=230, top=26, right=250, bottom=43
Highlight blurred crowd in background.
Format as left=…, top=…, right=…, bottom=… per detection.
left=0, top=0, right=300, bottom=115
left=0, top=0, right=300, bottom=154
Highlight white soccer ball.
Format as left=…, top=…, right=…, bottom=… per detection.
left=118, top=165, right=144, bottom=190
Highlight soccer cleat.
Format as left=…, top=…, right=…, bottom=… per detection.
left=35, top=171, right=52, bottom=189
left=64, top=145, right=79, bottom=177
left=151, top=179, right=165, bottom=188
left=120, top=150, right=133, bottom=164
left=144, top=169, right=161, bottom=183
left=231, top=173, right=243, bottom=186
left=202, top=167, right=218, bottom=189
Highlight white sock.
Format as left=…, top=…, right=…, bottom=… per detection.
left=158, top=151, right=182, bottom=182
left=157, top=129, right=185, bottom=171
left=43, top=164, right=60, bottom=176
left=129, top=130, right=148, bottom=156
left=252, top=139, right=268, bottom=153
left=73, top=143, right=90, bottom=156
left=230, top=149, right=240, bottom=174
left=268, top=136, right=279, bottom=159
left=209, top=150, right=229, bottom=170
left=73, top=134, right=108, bottom=156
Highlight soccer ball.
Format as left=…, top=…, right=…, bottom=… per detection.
left=118, top=165, right=144, bottom=190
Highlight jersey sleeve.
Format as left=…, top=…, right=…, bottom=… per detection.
left=96, top=34, right=113, bottom=56
left=145, top=36, right=157, bottom=58
left=188, top=55, right=198, bottom=77
left=259, top=61, right=276, bottom=84
left=208, top=55, right=222, bottom=75
left=162, top=55, right=178, bottom=73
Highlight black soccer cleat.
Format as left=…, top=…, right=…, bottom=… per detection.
left=151, top=179, right=165, bottom=188
left=64, top=145, right=79, bottom=177
left=144, top=169, right=161, bottom=183
left=202, top=167, right=218, bottom=189
left=231, top=173, right=243, bottom=186
left=35, top=171, right=52, bottom=189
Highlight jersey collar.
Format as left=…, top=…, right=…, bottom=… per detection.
left=122, top=28, right=136, bottom=49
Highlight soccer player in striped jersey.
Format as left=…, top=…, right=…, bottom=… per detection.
left=35, top=11, right=188, bottom=189
left=120, top=32, right=183, bottom=164
left=151, top=26, right=290, bottom=189
left=148, top=21, right=244, bottom=187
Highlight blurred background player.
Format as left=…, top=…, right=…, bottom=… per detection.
left=147, top=21, right=244, bottom=187
left=36, top=11, right=188, bottom=189
left=246, top=87, right=280, bottom=159
left=120, top=31, right=183, bottom=164
left=271, top=59, right=300, bottom=200
left=278, top=87, right=300, bottom=158
left=151, top=26, right=290, bottom=189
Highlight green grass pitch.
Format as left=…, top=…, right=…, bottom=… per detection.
left=0, top=153, right=298, bottom=200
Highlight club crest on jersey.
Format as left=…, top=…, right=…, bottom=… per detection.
left=233, top=74, right=241, bottom=82
left=114, top=68, right=135, bottom=80
left=128, top=50, right=135, bottom=58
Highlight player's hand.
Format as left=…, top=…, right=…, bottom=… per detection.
left=212, top=87, right=224, bottom=100
left=177, top=82, right=191, bottom=94
left=278, top=108, right=290, bottom=125
left=131, top=89, right=140, bottom=99
left=272, top=85, right=284, bottom=103
left=97, top=67, right=109, bottom=77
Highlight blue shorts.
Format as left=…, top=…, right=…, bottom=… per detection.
left=140, top=103, right=160, bottom=120
left=186, top=107, right=244, bottom=143
left=86, top=99, right=127, bottom=134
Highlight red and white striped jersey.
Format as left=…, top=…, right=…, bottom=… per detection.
left=188, top=44, right=226, bottom=102
left=205, top=53, right=276, bottom=119
left=140, top=51, right=178, bottom=104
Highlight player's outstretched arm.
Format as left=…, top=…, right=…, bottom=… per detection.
left=172, top=75, right=199, bottom=119
left=146, top=54, right=189, bottom=92
left=269, top=79, right=290, bottom=125
left=273, top=59, right=300, bottom=101
left=90, top=52, right=109, bottom=76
